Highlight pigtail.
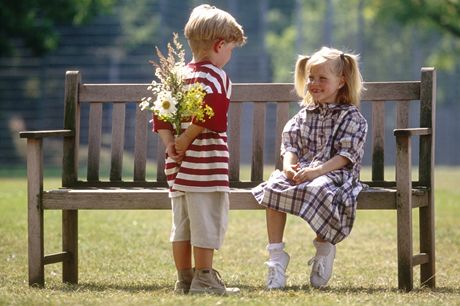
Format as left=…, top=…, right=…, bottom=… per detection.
left=294, top=55, right=310, bottom=103
left=338, top=52, right=363, bottom=106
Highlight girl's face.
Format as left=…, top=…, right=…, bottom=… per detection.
left=307, top=63, right=344, bottom=104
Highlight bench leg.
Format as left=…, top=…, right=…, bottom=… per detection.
left=396, top=135, right=413, bottom=291
left=27, top=139, right=44, bottom=287
left=62, top=210, right=78, bottom=284
left=397, top=205, right=413, bottom=291
left=28, top=196, right=44, bottom=287
left=419, top=198, right=435, bottom=288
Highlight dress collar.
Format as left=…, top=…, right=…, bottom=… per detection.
left=305, top=102, right=350, bottom=112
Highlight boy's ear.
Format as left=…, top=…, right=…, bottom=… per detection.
left=213, top=39, right=224, bottom=53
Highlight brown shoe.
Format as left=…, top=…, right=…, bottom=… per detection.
left=174, top=268, right=194, bottom=294
left=189, top=269, right=240, bottom=295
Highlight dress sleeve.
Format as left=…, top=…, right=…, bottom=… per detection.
left=334, top=110, right=368, bottom=165
left=280, top=113, right=302, bottom=158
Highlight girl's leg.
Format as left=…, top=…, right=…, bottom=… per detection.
left=265, top=208, right=290, bottom=289
left=173, top=240, right=192, bottom=270
left=315, top=235, right=327, bottom=242
left=266, top=208, right=287, bottom=243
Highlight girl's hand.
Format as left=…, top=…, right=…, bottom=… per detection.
left=283, top=163, right=300, bottom=181
left=166, top=142, right=183, bottom=163
left=292, top=166, right=321, bottom=184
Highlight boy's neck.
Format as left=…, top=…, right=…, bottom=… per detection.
left=192, top=53, right=219, bottom=67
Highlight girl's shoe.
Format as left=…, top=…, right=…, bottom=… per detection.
left=265, top=251, right=290, bottom=289
left=308, top=240, right=336, bottom=288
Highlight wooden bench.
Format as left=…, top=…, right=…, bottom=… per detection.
left=20, top=68, right=436, bottom=291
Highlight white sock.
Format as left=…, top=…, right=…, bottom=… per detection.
left=267, top=242, right=285, bottom=261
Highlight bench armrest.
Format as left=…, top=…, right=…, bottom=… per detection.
left=19, top=129, right=74, bottom=139
left=393, top=128, right=431, bottom=137
left=21, top=130, right=74, bottom=194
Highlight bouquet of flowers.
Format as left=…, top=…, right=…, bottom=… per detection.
left=140, top=33, right=214, bottom=135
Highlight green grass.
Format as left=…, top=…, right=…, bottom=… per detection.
left=1, top=167, right=460, bottom=305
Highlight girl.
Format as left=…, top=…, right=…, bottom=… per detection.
left=252, top=47, right=368, bottom=289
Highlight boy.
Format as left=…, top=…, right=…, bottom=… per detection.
left=153, top=4, right=246, bottom=295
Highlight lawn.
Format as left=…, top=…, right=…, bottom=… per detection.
left=0, top=167, right=459, bottom=305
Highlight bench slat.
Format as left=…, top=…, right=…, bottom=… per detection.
left=397, top=101, right=410, bottom=129
left=228, top=102, right=241, bottom=181
left=79, top=82, right=420, bottom=103
left=87, top=103, right=102, bottom=181
left=372, top=101, right=385, bottom=181
left=156, top=138, right=166, bottom=182
left=41, top=187, right=428, bottom=210
left=275, top=102, right=289, bottom=170
left=251, top=103, right=266, bottom=181
left=110, top=104, right=125, bottom=181
left=133, top=107, right=148, bottom=181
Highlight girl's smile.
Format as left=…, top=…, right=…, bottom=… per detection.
left=307, top=63, right=344, bottom=104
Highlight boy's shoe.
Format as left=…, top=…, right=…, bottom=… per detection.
left=308, top=239, right=336, bottom=288
left=265, top=251, right=290, bottom=289
left=189, top=268, right=240, bottom=295
left=174, top=268, right=194, bottom=294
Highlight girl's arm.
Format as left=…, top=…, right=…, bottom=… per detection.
left=158, top=129, right=182, bottom=162
left=292, top=155, right=350, bottom=184
left=175, top=124, right=205, bottom=156
left=283, top=151, right=299, bottom=181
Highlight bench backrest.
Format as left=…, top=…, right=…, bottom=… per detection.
left=61, top=68, right=435, bottom=189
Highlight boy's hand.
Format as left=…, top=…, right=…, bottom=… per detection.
left=166, top=142, right=183, bottom=163
left=175, top=133, right=193, bottom=156
left=175, top=124, right=205, bottom=156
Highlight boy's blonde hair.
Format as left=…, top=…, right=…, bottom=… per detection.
left=184, top=4, right=246, bottom=58
left=294, top=47, right=363, bottom=106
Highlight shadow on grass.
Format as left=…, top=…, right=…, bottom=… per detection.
left=228, top=283, right=457, bottom=294
left=43, top=282, right=458, bottom=296
left=48, top=282, right=170, bottom=293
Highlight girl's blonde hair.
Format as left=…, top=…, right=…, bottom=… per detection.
left=294, top=47, right=363, bottom=106
left=184, top=4, right=246, bottom=58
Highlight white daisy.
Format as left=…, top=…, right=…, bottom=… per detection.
left=154, top=91, right=178, bottom=117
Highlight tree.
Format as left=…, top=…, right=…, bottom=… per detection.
left=372, top=0, right=460, bottom=38
left=0, top=0, right=115, bottom=57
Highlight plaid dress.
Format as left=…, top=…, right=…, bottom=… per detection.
left=252, top=103, right=368, bottom=244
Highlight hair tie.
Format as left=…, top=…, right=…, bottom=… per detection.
left=340, top=52, right=345, bottom=60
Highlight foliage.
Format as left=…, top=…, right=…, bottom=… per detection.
left=264, top=0, right=460, bottom=107
left=0, top=0, right=115, bottom=56
left=372, top=0, right=460, bottom=38
left=117, top=0, right=161, bottom=50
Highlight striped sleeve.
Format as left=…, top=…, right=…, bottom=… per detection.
left=187, top=63, right=230, bottom=132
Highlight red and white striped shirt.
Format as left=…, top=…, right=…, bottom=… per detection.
left=153, top=61, right=231, bottom=196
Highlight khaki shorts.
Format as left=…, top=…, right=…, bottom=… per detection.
left=170, top=192, right=229, bottom=250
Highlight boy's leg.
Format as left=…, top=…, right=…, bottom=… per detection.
left=186, top=192, right=239, bottom=295
left=193, top=246, right=213, bottom=270
left=170, top=196, right=193, bottom=293
left=173, top=241, right=192, bottom=270
left=265, top=208, right=290, bottom=289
